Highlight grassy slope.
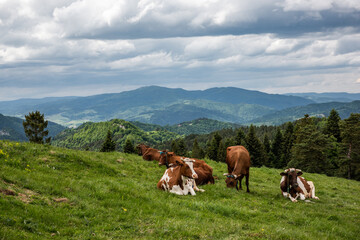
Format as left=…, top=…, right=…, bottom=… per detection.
left=0, top=141, right=359, bottom=240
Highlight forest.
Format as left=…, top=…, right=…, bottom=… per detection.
left=155, top=110, right=360, bottom=181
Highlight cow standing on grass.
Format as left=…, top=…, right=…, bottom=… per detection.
left=280, top=168, right=320, bottom=202
left=223, top=146, right=250, bottom=192
left=157, top=158, right=199, bottom=195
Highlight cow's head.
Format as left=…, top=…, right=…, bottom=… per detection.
left=280, top=168, right=302, bottom=189
left=177, top=158, right=198, bottom=179
left=223, top=173, right=239, bottom=189
left=159, top=150, right=174, bottom=167
left=136, top=143, right=149, bottom=156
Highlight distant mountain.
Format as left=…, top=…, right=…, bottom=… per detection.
left=285, top=92, right=360, bottom=103
left=0, top=86, right=313, bottom=127
left=0, top=113, right=66, bottom=141
left=251, top=100, right=360, bottom=125
left=131, top=118, right=241, bottom=135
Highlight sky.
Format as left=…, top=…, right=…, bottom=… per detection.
left=1, top=0, right=360, bottom=101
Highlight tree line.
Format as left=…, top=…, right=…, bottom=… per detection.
left=157, top=110, right=360, bottom=181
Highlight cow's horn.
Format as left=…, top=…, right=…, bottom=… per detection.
left=296, top=169, right=302, bottom=172
left=223, top=173, right=230, bottom=176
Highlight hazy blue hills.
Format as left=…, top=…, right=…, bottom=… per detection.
left=251, top=100, right=360, bottom=125
left=285, top=92, right=360, bottom=103
left=0, top=86, right=313, bottom=127
left=0, top=114, right=66, bottom=141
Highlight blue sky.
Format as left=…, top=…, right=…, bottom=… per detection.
left=1, top=0, right=360, bottom=101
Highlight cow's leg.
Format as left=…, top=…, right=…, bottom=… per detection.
left=237, top=175, right=244, bottom=190
left=193, top=180, right=205, bottom=192
left=245, top=173, right=250, bottom=193
left=308, top=181, right=319, bottom=200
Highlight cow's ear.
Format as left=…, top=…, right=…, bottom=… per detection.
left=297, top=171, right=303, bottom=176
left=175, top=160, right=183, bottom=166
left=280, top=172, right=287, bottom=176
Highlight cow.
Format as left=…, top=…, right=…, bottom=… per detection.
left=136, top=143, right=149, bottom=156
left=158, top=150, right=214, bottom=185
left=138, top=145, right=161, bottom=161
left=223, top=146, right=250, bottom=192
left=157, top=158, right=200, bottom=195
left=280, top=168, right=319, bottom=202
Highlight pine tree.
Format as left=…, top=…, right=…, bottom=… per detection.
left=177, top=138, right=187, bottom=156
left=207, top=132, right=222, bottom=161
left=192, top=139, right=205, bottom=159
left=123, top=138, right=135, bottom=154
left=23, top=111, right=51, bottom=144
left=289, top=116, right=330, bottom=173
left=245, top=125, right=266, bottom=167
left=171, top=140, right=178, bottom=154
left=282, top=122, right=294, bottom=166
left=271, top=128, right=284, bottom=168
left=217, top=140, right=227, bottom=162
left=100, top=130, right=116, bottom=152
left=341, top=113, right=360, bottom=180
left=325, top=109, right=342, bottom=142
left=263, top=134, right=271, bottom=154
left=235, top=128, right=245, bottom=145
left=263, top=134, right=271, bottom=167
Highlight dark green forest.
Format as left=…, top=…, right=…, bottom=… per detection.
left=156, top=110, right=360, bottom=181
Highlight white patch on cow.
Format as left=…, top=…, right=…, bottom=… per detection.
left=169, top=185, right=185, bottom=195
left=183, top=160, right=197, bottom=178
left=160, top=170, right=171, bottom=183
left=297, top=176, right=309, bottom=199
left=307, top=181, right=319, bottom=200
left=280, top=176, right=286, bottom=184
left=181, top=176, right=196, bottom=195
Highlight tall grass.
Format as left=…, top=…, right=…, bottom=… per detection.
left=0, top=140, right=359, bottom=239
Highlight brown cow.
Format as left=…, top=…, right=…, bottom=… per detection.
left=157, top=158, right=199, bottom=195
left=159, top=151, right=214, bottom=185
left=280, top=168, right=319, bottom=202
left=223, top=146, right=250, bottom=192
left=138, top=145, right=161, bottom=161
left=136, top=143, right=149, bottom=156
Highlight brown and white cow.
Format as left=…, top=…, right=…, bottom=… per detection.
left=157, top=158, right=200, bottom=195
left=223, top=146, right=250, bottom=192
left=158, top=150, right=214, bottom=185
left=280, top=168, right=319, bottom=202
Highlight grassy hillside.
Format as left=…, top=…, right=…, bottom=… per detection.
left=1, top=141, right=359, bottom=239
left=52, top=119, right=180, bottom=151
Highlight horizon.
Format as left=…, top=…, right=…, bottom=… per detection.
left=1, top=85, right=360, bottom=102
left=1, top=1, right=360, bottom=101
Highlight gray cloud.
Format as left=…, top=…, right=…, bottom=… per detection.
left=0, top=0, right=360, bottom=101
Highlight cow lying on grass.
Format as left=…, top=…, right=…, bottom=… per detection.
left=280, top=168, right=320, bottom=202
left=158, top=150, right=214, bottom=185
left=157, top=158, right=204, bottom=195
left=136, top=144, right=161, bottom=161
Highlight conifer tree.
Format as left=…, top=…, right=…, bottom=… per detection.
left=245, top=125, right=266, bottom=167
left=271, top=128, right=284, bottom=168
left=263, top=134, right=271, bottom=167
left=192, top=139, right=205, bottom=159
left=171, top=140, right=178, bottom=154
left=123, top=138, right=135, bottom=154
left=23, top=111, right=51, bottom=144
left=217, top=140, right=227, bottom=162
left=235, top=128, right=245, bottom=145
left=263, top=134, right=271, bottom=154
left=282, top=122, right=294, bottom=166
left=289, top=116, right=330, bottom=173
left=341, top=113, right=360, bottom=180
left=177, top=138, right=187, bottom=156
left=207, top=132, right=222, bottom=161
left=325, top=109, right=342, bottom=142
left=100, top=130, right=116, bottom=152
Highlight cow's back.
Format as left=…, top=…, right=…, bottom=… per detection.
left=226, top=146, right=250, bottom=175
left=143, top=148, right=160, bottom=161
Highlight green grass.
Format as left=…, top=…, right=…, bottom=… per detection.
left=0, top=140, right=359, bottom=239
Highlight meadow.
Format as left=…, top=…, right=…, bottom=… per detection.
left=0, top=140, right=359, bottom=239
